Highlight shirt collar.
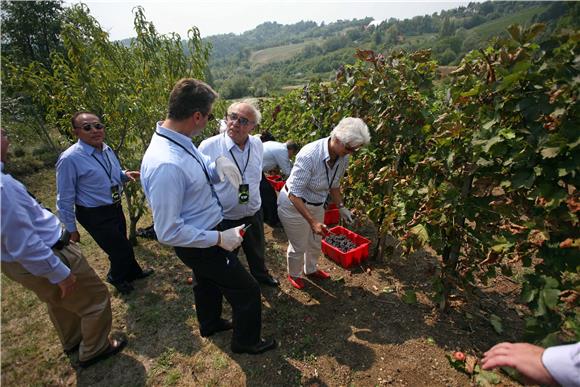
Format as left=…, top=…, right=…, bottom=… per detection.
left=322, top=137, right=331, bottom=161
left=156, top=122, right=196, bottom=152
left=224, top=132, right=250, bottom=153
left=78, top=139, right=109, bottom=155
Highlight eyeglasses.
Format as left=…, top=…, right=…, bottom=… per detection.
left=227, top=112, right=254, bottom=126
left=344, top=142, right=360, bottom=153
left=78, top=123, right=105, bottom=131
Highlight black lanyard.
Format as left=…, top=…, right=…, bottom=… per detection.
left=228, top=138, right=251, bottom=180
left=155, top=131, right=212, bottom=185
left=91, top=150, right=113, bottom=184
left=324, top=158, right=340, bottom=190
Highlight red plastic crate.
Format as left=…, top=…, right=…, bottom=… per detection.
left=324, top=208, right=339, bottom=225
left=321, top=226, right=371, bottom=268
left=266, top=174, right=285, bottom=191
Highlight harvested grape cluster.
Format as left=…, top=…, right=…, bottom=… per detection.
left=324, top=234, right=357, bottom=252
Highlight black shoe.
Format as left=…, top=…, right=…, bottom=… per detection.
left=200, top=319, right=233, bottom=337
left=133, top=268, right=154, bottom=281
left=231, top=338, right=277, bottom=355
left=256, top=275, right=280, bottom=287
left=110, top=280, right=134, bottom=295
left=78, top=338, right=127, bottom=368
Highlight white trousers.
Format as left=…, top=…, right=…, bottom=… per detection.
left=277, top=189, right=325, bottom=278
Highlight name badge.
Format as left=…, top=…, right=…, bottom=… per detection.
left=111, top=185, right=121, bottom=203
left=238, top=183, right=249, bottom=204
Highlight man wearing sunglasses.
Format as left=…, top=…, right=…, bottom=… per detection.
left=199, top=102, right=280, bottom=288
left=56, top=112, right=153, bottom=295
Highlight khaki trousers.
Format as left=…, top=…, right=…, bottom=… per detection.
left=1, top=243, right=112, bottom=362
left=277, top=189, right=325, bottom=278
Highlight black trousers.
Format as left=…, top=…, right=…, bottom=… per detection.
left=174, top=244, right=262, bottom=346
left=259, top=173, right=280, bottom=227
left=76, top=203, right=143, bottom=284
left=221, top=209, right=269, bottom=280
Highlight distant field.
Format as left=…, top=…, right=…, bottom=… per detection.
left=467, top=5, right=549, bottom=40
left=250, top=37, right=324, bottom=65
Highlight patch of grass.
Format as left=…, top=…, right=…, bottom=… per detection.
left=212, top=353, right=229, bottom=370
left=467, top=5, right=548, bottom=40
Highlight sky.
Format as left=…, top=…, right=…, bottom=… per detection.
left=64, top=1, right=475, bottom=41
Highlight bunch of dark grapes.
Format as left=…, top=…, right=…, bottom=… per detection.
left=324, top=234, right=357, bottom=252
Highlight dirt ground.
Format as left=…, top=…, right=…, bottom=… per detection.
left=1, top=169, right=528, bottom=386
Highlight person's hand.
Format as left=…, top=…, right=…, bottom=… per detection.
left=218, top=224, right=245, bottom=251
left=125, top=170, right=140, bottom=181
left=69, top=231, right=80, bottom=243
left=57, top=273, right=77, bottom=298
left=481, top=342, right=557, bottom=386
left=311, top=222, right=329, bottom=237
left=339, top=207, right=353, bottom=224
left=215, top=156, right=242, bottom=188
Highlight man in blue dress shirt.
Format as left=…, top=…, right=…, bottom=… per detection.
left=199, top=102, right=279, bottom=287
left=56, top=112, right=153, bottom=294
left=1, top=129, right=126, bottom=368
left=141, top=78, right=276, bottom=354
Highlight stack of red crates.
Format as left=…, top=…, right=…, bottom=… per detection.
left=321, top=226, right=371, bottom=268
left=266, top=174, right=285, bottom=191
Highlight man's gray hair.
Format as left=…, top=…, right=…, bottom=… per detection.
left=228, top=101, right=262, bottom=125
left=330, top=117, right=371, bottom=147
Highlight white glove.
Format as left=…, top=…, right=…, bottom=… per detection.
left=215, top=156, right=242, bottom=188
left=217, top=224, right=245, bottom=251
left=339, top=207, right=353, bottom=224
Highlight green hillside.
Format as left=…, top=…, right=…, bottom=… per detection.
left=205, top=1, right=578, bottom=98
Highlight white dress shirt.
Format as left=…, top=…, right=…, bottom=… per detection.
left=262, top=141, right=293, bottom=177
left=543, top=342, right=580, bottom=387
left=199, top=132, right=263, bottom=220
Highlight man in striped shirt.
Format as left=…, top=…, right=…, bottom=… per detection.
left=277, top=117, right=370, bottom=289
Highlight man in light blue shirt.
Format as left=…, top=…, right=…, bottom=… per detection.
left=1, top=128, right=126, bottom=368
left=141, top=78, right=276, bottom=354
left=262, top=140, right=300, bottom=177
left=199, top=102, right=279, bottom=287
left=56, top=112, right=153, bottom=295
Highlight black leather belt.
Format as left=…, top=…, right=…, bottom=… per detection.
left=52, top=229, right=71, bottom=250
left=284, top=186, right=324, bottom=206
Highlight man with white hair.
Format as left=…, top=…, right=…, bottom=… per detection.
left=199, top=102, right=279, bottom=288
left=277, top=117, right=371, bottom=289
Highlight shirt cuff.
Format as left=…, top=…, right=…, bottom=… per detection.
left=44, top=260, right=71, bottom=285
left=212, top=230, right=220, bottom=246
left=542, top=343, right=580, bottom=387
left=64, top=222, right=77, bottom=232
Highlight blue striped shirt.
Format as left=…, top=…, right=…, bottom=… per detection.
left=1, top=164, right=70, bottom=284
left=56, top=140, right=129, bottom=232
left=199, top=133, right=263, bottom=220
left=286, top=137, right=349, bottom=204
left=140, top=123, right=223, bottom=248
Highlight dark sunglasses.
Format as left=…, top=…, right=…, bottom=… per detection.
left=227, top=112, right=254, bottom=126
left=78, top=122, right=105, bottom=131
